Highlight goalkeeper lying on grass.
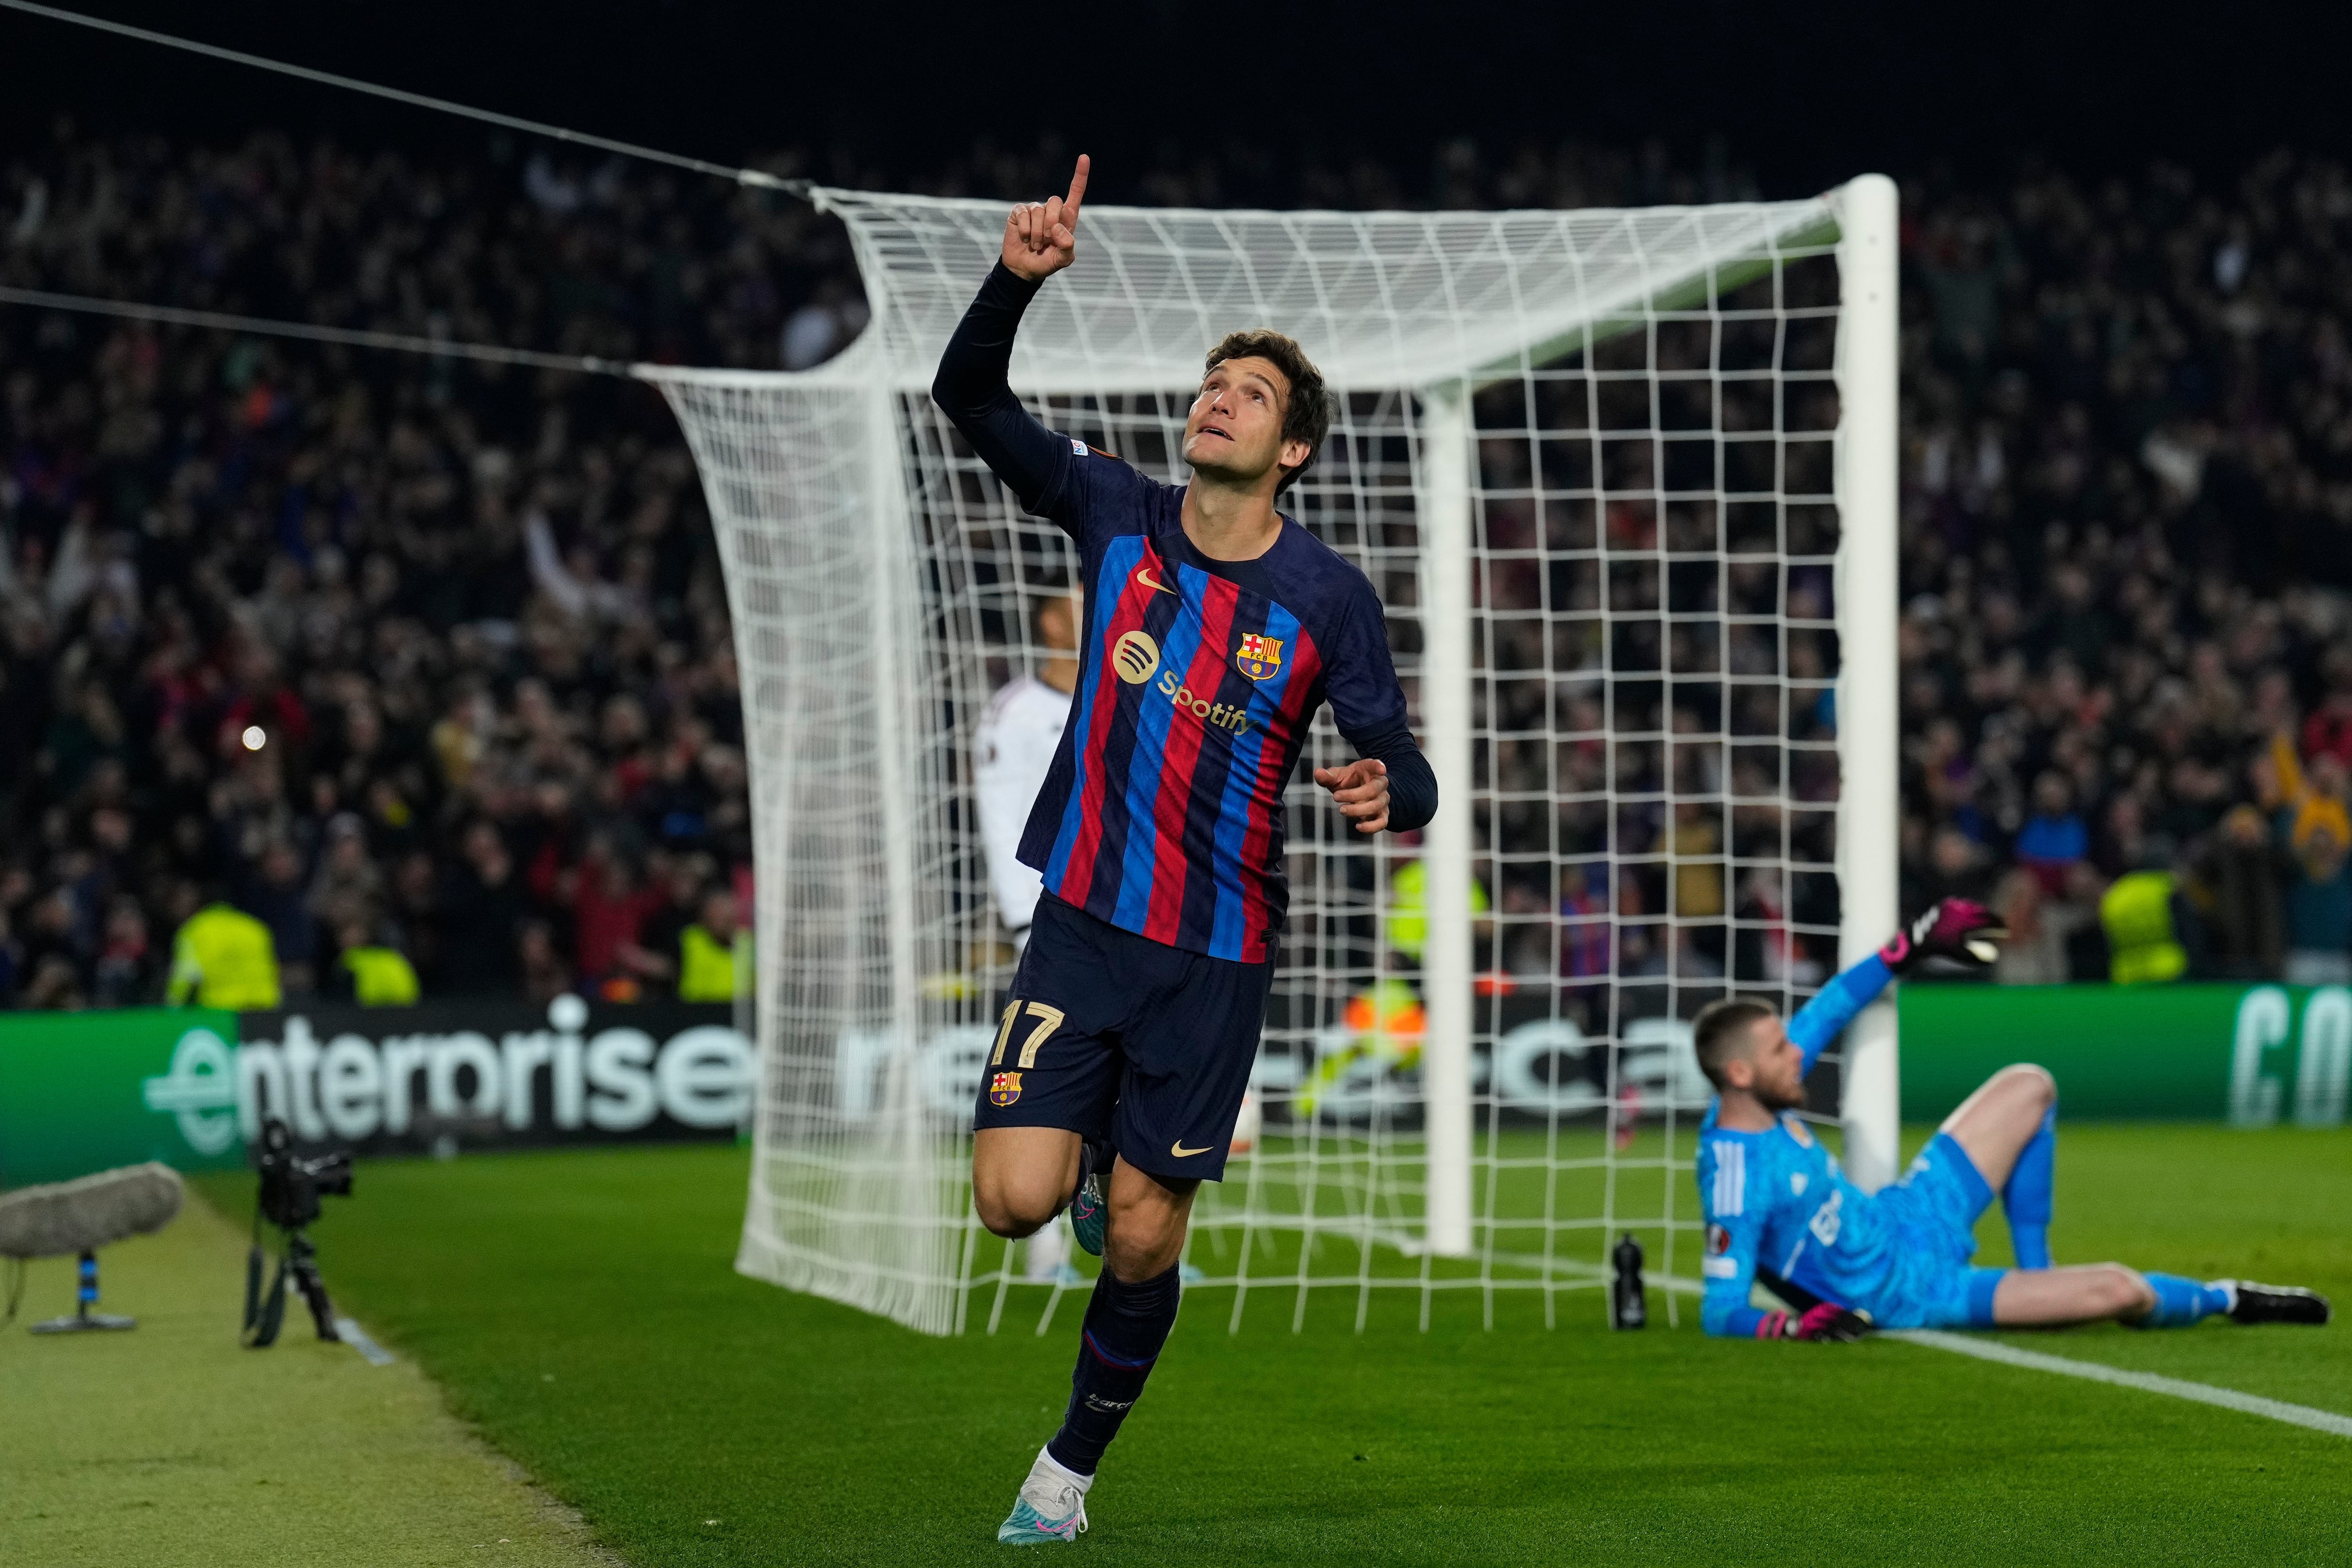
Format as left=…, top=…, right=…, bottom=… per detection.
left=1695, top=899, right=2331, bottom=1340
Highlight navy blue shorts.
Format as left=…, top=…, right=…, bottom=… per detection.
left=970, top=893, right=1273, bottom=1181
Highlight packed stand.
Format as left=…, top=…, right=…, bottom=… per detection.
left=8, top=123, right=2352, bottom=1007
left=0, top=125, right=804, bottom=1007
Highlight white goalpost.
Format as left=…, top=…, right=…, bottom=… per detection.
left=645, top=175, right=1901, bottom=1337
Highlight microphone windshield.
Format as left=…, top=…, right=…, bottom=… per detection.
left=0, top=1163, right=185, bottom=1259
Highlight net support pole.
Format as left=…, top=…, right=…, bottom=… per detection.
left=1416, top=381, right=1475, bottom=1257
left=1832, top=174, right=1902, bottom=1193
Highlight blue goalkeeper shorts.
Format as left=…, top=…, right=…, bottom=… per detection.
left=1863, top=1132, right=2008, bottom=1330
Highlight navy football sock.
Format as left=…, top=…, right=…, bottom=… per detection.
left=1045, top=1264, right=1182, bottom=1476
left=2133, top=1272, right=2230, bottom=1328
left=2003, top=1104, right=2056, bottom=1269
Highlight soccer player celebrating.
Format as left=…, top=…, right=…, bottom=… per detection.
left=1695, top=898, right=2331, bottom=1340
left=932, top=155, right=1437, bottom=1544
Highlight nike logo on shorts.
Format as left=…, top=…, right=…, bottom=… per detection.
left=1171, top=1140, right=1212, bottom=1157
left=1135, top=566, right=1176, bottom=595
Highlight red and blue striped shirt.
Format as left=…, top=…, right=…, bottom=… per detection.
left=935, top=264, right=1433, bottom=963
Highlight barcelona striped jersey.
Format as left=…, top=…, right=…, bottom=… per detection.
left=1014, top=444, right=1412, bottom=963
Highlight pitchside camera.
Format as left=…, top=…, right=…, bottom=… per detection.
left=255, top=1117, right=354, bottom=1231
left=244, top=1117, right=354, bottom=1348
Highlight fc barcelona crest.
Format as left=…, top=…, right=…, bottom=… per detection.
left=988, top=1071, right=1023, bottom=1106
left=1236, top=632, right=1284, bottom=682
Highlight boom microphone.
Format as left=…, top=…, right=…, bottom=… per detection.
left=0, top=1162, right=184, bottom=1334
left=0, top=1163, right=184, bottom=1258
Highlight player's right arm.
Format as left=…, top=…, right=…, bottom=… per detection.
left=929, top=156, right=1092, bottom=525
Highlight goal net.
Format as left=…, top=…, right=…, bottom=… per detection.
left=644, top=178, right=1900, bottom=1338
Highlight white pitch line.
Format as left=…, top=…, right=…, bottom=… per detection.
left=333, top=1317, right=397, bottom=1367
left=1889, top=1329, right=2352, bottom=1440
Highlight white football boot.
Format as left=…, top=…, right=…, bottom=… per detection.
left=997, top=1446, right=1091, bottom=1544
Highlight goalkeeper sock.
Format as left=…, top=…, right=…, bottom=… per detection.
left=1046, top=1263, right=1182, bottom=1476
left=2135, top=1273, right=2231, bottom=1328
left=2002, top=1104, right=2056, bottom=1270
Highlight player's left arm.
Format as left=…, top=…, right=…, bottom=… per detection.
left=1314, top=588, right=1435, bottom=835
left=1786, top=897, right=2007, bottom=1075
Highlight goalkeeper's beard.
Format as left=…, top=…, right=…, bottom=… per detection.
left=1748, top=1067, right=1808, bottom=1114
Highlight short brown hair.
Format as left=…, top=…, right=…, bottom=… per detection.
left=1692, top=997, right=1778, bottom=1090
left=1204, top=330, right=1331, bottom=493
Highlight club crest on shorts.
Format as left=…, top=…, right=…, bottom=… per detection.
left=1235, top=631, right=1283, bottom=681
left=988, top=1071, right=1022, bottom=1106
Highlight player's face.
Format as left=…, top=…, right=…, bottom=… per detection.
left=1737, top=1016, right=1806, bottom=1111
left=1184, top=357, right=1310, bottom=486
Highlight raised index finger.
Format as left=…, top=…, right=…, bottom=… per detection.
left=1063, top=153, right=1090, bottom=225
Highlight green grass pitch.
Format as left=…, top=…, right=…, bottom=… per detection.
left=145, top=1122, right=2352, bottom=1566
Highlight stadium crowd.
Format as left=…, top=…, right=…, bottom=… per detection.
left=6, top=120, right=2352, bottom=1005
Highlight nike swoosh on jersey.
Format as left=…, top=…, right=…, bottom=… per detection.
left=1171, top=1140, right=1212, bottom=1157
left=1135, top=566, right=1176, bottom=595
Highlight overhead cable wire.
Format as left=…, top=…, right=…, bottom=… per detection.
left=0, top=0, right=806, bottom=194
left=0, top=284, right=634, bottom=376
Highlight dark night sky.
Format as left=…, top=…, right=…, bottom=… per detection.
left=2, top=0, right=2348, bottom=197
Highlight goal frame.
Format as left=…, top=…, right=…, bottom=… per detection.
left=649, top=173, right=1906, bottom=1334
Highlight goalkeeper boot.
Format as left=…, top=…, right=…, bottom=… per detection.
left=2220, top=1281, right=2332, bottom=1326
left=1068, top=1139, right=1109, bottom=1258
left=997, top=1447, right=1090, bottom=1545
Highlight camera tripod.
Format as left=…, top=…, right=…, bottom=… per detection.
left=243, top=1226, right=340, bottom=1348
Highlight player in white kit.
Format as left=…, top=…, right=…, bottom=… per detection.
left=973, top=589, right=1081, bottom=1282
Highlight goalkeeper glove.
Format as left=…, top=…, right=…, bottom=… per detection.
left=1878, top=897, right=2007, bottom=976
left=1760, top=1302, right=1872, bottom=1342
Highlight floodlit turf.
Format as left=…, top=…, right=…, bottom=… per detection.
left=0, top=1182, right=607, bottom=1568
left=193, top=1124, right=2351, bottom=1568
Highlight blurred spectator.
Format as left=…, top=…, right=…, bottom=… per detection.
left=330, top=913, right=421, bottom=1006
left=438, top=823, right=526, bottom=995
left=242, top=840, right=318, bottom=996
left=574, top=844, right=666, bottom=998
left=2177, top=805, right=2287, bottom=979
left=631, top=855, right=713, bottom=997
left=516, top=918, right=572, bottom=1006
left=91, top=895, right=154, bottom=1006
left=675, top=887, right=744, bottom=1004
left=2014, top=773, right=2088, bottom=893
left=1989, top=868, right=2084, bottom=985
left=2282, top=823, right=2352, bottom=985
left=2100, top=870, right=2187, bottom=986
left=166, top=896, right=281, bottom=1010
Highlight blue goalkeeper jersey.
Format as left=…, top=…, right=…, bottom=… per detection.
left=1694, top=955, right=1899, bottom=1337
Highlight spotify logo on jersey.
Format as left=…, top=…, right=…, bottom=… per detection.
left=1112, top=629, right=1161, bottom=684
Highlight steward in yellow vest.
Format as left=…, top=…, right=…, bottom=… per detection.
left=339, top=945, right=421, bottom=1006
left=2102, top=870, right=2186, bottom=985
left=167, top=902, right=282, bottom=1010
left=1383, top=858, right=1491, bottom=965
left=677, top=888, right=748, bottom=1003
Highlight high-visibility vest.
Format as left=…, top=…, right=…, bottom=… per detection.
left=678, top=923, right=739, bottom=1003
left=340, top=946, right=421, bottom=1006
left=2102, top=871, right=2186, bottom=985
left=1383, top=859, right=1491, bottom=963
left=167, top=903, right=282, bottom=1010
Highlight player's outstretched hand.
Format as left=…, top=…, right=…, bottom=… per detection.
left=1315, top=758, right=1391, bottom=835
left=1878, top=896, right=2007, bottom=976
left=1783, top=1303, right=1872, bottom=1342
left=1001, top=154, right=1089, bottom=282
